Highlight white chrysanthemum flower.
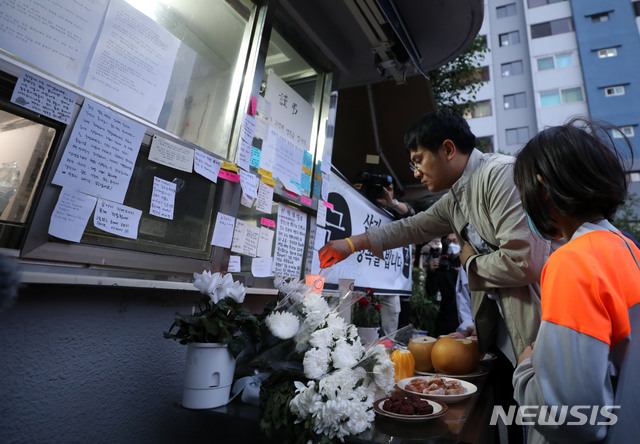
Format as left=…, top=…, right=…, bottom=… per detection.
left=331, top=339, right=360, bottom=369
left=346, top=323, right=359, bottom=341
left=324, top=313, right=347, bottom=336
left=289, top=380, right=320, bottom=419
left=309, top=326, right=333, bottom=349
left=343, top=398, right=375, bottom=436
left=373, top=359, right=396, bottom=394
left=302, top=293, right=330, bottom=318
left=303, top=347, right=331, bottom=380
left=265, top=311, right=300, bottom=339
left=312, top=398, right=352, bottom=439
left=319, top=368, right=357, bottom=399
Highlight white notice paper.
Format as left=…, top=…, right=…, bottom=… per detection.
left=48, top=188, right=97, bottom=242
left=316, top=201, right=327, bottom=227
left=52, top=100, right=146, bottom=204
left=314, top=226, right=328, bottom=251
left=252, top=256, right=274, bottom=277
left=211, top=212, right=235, bottom=248
left=83, top=0, right=180, bottom=123
left=239, top=170, right=259, bottom=199
left=264, top=71, right=314, bottom=149
left=12, top=71, right=78, bottom=124
left=237, top=114, right=256, bottom=171
left=149, top=176, right=176, bottom=220
left=228, top=255, right=241, bottom=273
left=256, top=181, right=274, bottom=214
left=194, top=150, right=223, bottom=183
left=274, top=204, right=307, bottom=278
left=0, top=0, right=108, bottom=85
left=93, top=198, right=142, bottom=239
left=257, top=226, right=274, bottom=258
left=149, top=135, right=194, bottom=172
left=231, top=220, right=260, bottom=257
left=261, top=126, right=304, bottom=193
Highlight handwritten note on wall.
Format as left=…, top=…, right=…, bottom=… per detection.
left=83, top=0, right=180, bottom=123
left=94, top=198, right=142, bottom=239
left=274, top=204, right=307, bottom=278
left=48, top=188, right=97, bottom=242
left=52, top=99, right=145, bottom=204
left=149, top=135, right=194, bottom=172
left=11, top=71, right=78, bottom=124
left=149, top=176, right=176, bottom=220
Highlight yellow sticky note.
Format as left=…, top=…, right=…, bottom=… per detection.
left=258, top=168, right=272, bottom=178
left=221, top=161, right=238, bottom=172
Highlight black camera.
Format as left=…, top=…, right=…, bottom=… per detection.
left=429, top=248, right=452, bottom=271
left=357, top=171, right=392, bottom=201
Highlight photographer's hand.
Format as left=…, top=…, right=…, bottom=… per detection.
left=376, top=186, right=394, bottom=208
left=318, top=233, right=371, bottom=268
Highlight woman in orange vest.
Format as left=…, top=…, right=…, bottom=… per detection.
left=511, top=119, right=640, bottom=444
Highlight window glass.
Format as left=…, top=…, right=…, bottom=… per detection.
left=532, top=17, right=573, bottom=39
left=506, top=127, right=529, bottom=145
left=464, top=100, right=492, bottom=119
left=502, top=60, right=523, bottom=76
left=497, top=3, right=517, bottom=18
left=499, top=31, right=520, bottom=46
left=550, top=17, right=573, bottom=35
left=528, top=0, right=567, bottom=7
left=504, top=93, right=526, bottom=109
left=561, top=87, right=583, bottom=103
left=555, top=53, right=573, bottom=68
left=614, top=127, right=635, bottom=138
left=598, top=48, right=618, bottom=58
left=540, top=91, right=561, bottom=107
left=605, top=86, right=625, bottom=96
left=591, top=13, right=610, bottom=23
left=476, top=136, right=494, bottom=153
left=537, top=57, right=555, bottom=70
left=0, top=109, right=56, bottom=225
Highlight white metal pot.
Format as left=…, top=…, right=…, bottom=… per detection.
left=182, top=342, right=237, bottom=409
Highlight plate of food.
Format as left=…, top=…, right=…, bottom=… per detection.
left=397, top=375, right=477, bottom=404
left=373, top=394, right=448, bottom=422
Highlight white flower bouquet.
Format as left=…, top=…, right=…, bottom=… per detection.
left=254, top=276, right=396, bottom=443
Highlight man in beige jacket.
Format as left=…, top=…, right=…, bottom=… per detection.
left=319, top=110, right=553, bottom=444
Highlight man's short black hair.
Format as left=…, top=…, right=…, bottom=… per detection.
left=404, top=109, right=476, bottom=154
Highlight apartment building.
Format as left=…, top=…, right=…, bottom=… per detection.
left=467, top=0, right=640, bottom=160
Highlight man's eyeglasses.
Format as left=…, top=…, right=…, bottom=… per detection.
left=409, top=161, right=420, bottom=174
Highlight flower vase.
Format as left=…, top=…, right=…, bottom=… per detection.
left=182, top=342, right=237, bottom=409
left=357, top=327, right=380, bottom=346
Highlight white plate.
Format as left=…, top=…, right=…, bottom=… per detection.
left=397, top=376, right=477, bottom=404
left=373, top=396, right=448, bottom=422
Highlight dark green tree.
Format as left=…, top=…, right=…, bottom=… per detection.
left=427, top=35, right=490, bottom=115
left=615, top=192, right=640, bottom=241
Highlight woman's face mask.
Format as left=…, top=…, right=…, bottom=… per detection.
left=526, top=212, right=552, bottom=241
left=448, top=243, right=461, bottom=255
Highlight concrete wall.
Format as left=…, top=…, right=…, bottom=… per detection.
left=0, top=283, right=252, bottom=444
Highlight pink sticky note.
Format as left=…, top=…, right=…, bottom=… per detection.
left=218, top=170, right=240, bottom=182
left=249, top=96, right=257, bottom=116
left=301, top=196, right=312, bottom=205
left=323, top=201, right=334, bottom=210
left=260, top=217, right=275, bottom=228
left=286, top=190, right=299, bottom=199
